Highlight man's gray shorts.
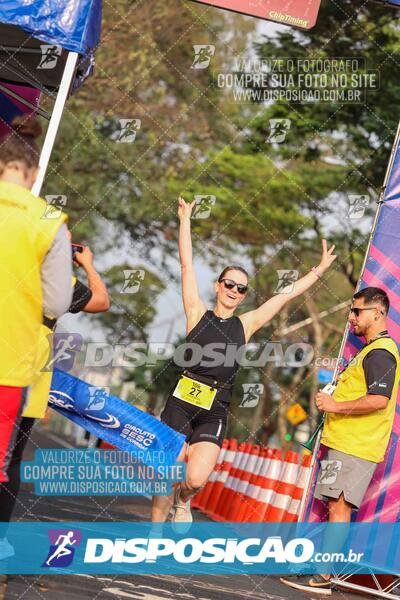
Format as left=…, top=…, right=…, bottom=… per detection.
left=314, top=448, right=378, bottom=509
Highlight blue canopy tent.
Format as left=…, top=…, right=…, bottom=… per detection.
left=0, top=0, right=102, bottom=195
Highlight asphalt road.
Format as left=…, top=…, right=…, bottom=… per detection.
left=3, top=424, right=375, bottom=600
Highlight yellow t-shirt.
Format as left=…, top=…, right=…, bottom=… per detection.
left=0, top=181, right=67, bottom=387
left=22, top=324, right=53, bottom=418
left=23, top=277, right=78, bottom=418
left=321, top=337, right=400, bottom=463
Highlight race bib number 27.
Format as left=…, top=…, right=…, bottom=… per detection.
left=173, top=376, right=217, bottom=410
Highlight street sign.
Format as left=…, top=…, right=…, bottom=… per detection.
left=188, top=0, right=321, bottom=29
left=286, top=403, right=307, bottom=425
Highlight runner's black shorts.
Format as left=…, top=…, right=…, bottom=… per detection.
left=160, top=392, right=229, bottom=448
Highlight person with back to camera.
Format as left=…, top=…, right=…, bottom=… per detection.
left=0, top=224, right=111, bottom=553
left=151, top=196, right=337, bottom=527
left=0, top=116, right=72, bottom=557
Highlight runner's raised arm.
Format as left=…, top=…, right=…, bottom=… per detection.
left=178, top=196, right=207, bottom=332
left=240, top=239, right=337, bottom=341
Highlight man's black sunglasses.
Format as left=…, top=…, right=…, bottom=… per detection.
left=219, top=278, right=248, bottom=295
left=350, top=306, right=384, bottom=317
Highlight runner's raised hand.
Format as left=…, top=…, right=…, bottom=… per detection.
left=178, top=196, right=195, bottom=221
left=318, top=239, right=337, bottom=273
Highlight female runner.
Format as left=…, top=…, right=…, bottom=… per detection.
left=152, top=197, right=337, bottom=524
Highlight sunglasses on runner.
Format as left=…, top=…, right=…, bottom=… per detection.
left=219, top=278, right=248, bottom=295
left=350, top=306, right=384, bottom=317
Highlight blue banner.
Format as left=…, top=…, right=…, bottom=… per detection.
left=49, top=369, right=185, bottom=465
left=1, top=522, right=400, bottom=575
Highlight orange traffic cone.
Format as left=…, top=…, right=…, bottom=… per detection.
left=283, top=453, right=312, bottom=522
left=235, top=446, right=269, bottom=522
left=263, top=450, right=299, bottom=522
left=244, top=448, right=283, bottom=522
left=99, top=440, right=115, bottom=449
left=227, top=444, right=261, bottom=521
left=213, top=442, right=251, bottom=521
left=205, top=438, right=238, bottom=518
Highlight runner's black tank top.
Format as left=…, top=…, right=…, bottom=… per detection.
left=177, top=310, right=246, bottom=404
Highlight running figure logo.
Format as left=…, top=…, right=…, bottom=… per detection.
left=192, top=195, right=216, bottom=219
left=121, top=269, right=145, bottom=294
left=42, top=334, right=83, bottom=372
left=84, top=386, right=120, bottom=428
left=116, top=119, right=141, bottom=143
left=42, top=195, right=67, bottom=220
left=319, top=460, right=342, bottom=485
left=42, top=529, right=82, bottom=568
left=191, top=45, right=215, bottom=69
left=87, top=387, right=110, bottom=411
left=267, top=119, right=291, bottom=143
left=275, top=270, right=299, bottom=294
left=240, top=383, right=264, bottom=408
left=38, top=45, right=62, bottom=70
left=348, top=195, right=369, bottom=219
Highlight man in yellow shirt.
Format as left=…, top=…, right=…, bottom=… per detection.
left=282, top=286, right=400, bottom=594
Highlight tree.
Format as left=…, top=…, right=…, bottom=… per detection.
left=43, top=0, right=258, bottom=251
left=41, top=1, right=398, bottom=445
left=39, top=1, right=258, bottom=344
left=231, top=0, right=400, bottom=443
left=100, top=263, right=165, bottom=344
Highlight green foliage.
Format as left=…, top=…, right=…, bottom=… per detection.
left=40, top=1, right=399, bottom=442
left=248, top=0, right=399, bottom=189
left=43, top=0, right=257, bottom=249
left=101, top=263, right=165, bottom=343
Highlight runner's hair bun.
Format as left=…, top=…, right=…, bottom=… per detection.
left=11, top=115, right=42, bottom=139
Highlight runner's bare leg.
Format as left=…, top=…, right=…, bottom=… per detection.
left=179, top=441, right=220, bottom=503
left=151, top=442, right=187, bottom=522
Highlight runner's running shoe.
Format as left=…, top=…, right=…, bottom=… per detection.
left=171, top=485, right=193, bottom=532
